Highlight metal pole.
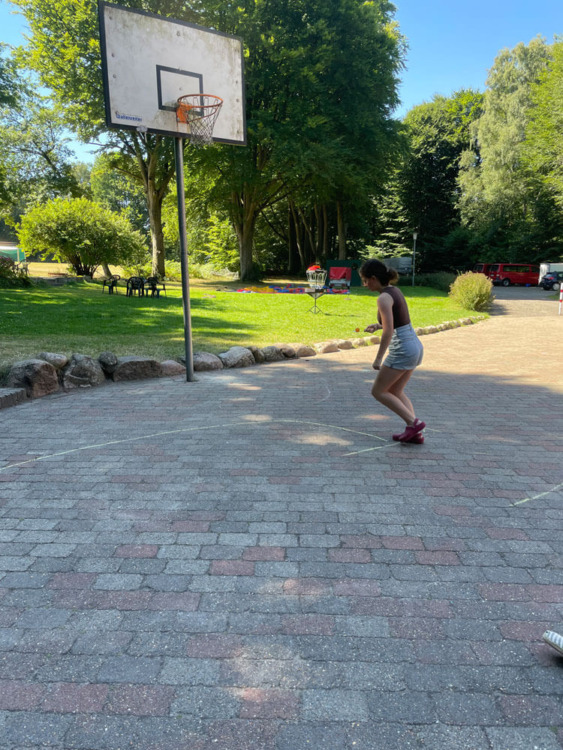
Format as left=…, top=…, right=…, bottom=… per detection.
left=174, top=136, right=196, bottom=382
left=412, top=232, right=417, bottom=287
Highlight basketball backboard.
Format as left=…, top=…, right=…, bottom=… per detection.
left=98, top=2, right=246, bottom=144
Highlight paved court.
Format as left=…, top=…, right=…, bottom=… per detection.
left=0, top=287, right=562, bottom=749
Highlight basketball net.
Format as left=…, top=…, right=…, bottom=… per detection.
left=176, top=94, right=223, bottom=147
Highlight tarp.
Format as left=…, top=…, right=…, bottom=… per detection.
left=0, top=247, right=26, bottom=262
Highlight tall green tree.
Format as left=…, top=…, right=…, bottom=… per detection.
left=522, top=39, right=563, bottom=212
left=190, top=0, right=404, bottom=278
left=458, top=37, right=560, bottom=260
left=11, top=0, right=191, bottom=276
left=372, top=89, right=483, bottom=270
left=401, top=90, right=483, bottom=269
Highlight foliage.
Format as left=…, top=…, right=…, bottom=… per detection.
left=0, top=96, right=84, bottom=224
left=415, top=272, right=456, bottom=292
left=90, top=153, right=149, bottom=236
left=448, top=271, right=493, bottom=311
left=17, top=197, right=146, bottom=276
left=0, top=255, right=32, bottom=287
left=394, top=89, right=484, bottom=270
left=11, top=0, right=186, bottom=275
left=187, top=0, right=405, bottom=278
left=522, top=39, right=563, bottom=210
left=458, top=37, right=562, bottom=261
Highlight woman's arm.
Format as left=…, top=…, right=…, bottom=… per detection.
left=373, top=294, right=394, bottom=369
left=364, top=323, right=382, bottom=333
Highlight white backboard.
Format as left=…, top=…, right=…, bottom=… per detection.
left=98, top=1, right=246, bottom=144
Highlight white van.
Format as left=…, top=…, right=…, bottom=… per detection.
left=539, top=262, right=563, bottom=281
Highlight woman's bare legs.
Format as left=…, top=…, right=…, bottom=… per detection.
left=371, top=366, right=416, bottom=425
left=388, top=369, right=415, bottom=417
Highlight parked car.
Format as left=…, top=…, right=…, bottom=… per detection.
left=539, top=271, right=563, bottom=291
left=488, top=263, right=539, bottom=286
left=473, top=263, right=492, bottom=276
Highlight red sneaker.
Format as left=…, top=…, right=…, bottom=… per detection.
left=393, top=419, right=425, bottom=442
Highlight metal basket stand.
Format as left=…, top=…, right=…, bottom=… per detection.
left=306, top=268, right=327, bottom=314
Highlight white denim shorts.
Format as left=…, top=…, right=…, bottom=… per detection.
left=383, top=323, right=424, bottom=370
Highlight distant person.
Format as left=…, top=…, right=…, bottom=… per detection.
left=360, top=259, right=425, bottom=443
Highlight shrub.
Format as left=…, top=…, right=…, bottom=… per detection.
left=449, top=272, right=493, bottom=311
left=18, top=197, right=146, bottom=277
left=414, top=272, right=457, bottom=292
left=0, top=256, right=32, bottom=288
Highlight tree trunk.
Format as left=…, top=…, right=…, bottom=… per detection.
left=322, top=204, right=329, bottom=258
left=337, top=201, right=346, bottom=260
left=232, top=191, right=259, bottom=281
left=287, top=205, right=300, bottom=274
left=147, top=180, right=166, bottom=277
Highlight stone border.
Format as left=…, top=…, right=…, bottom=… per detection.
left=0, top=316, right=485, bottom=410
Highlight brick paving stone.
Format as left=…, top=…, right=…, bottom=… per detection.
left=302, top=688, right=369, bottom=721
left=105, top=684, right=175, bottom=715
left=0, top=680, right=45, bottom=710
left=1, top=289, right=562, bottom=747
left=40, top=682, right=108, bottom=713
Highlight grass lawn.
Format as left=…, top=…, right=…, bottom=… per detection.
left=0, top=271, right=483, bottom=373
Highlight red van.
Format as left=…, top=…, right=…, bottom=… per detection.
left=473, top=263, right=492, bottom=276
left=488, top=263, right=539, bottom=286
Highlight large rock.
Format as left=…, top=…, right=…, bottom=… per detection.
left=161, top=359, right=186, bottom=377
left=63, top=354, right=106, bottom=390
left=277, top=344, right=297, bottom=359
left=218, top=346, right=255, bottom=368
left=294, top=344, right=316, bottom=358
left=314, top=341, right=340, bottom=354
left=336, top=339, right=354, bottom=350
left=98, top=351, right=119, bottom=375
left=112, top=356, right=163, bottom=381
left=37, top=352, right=69, bottom=370
left=193, top=352, right=224, bottom=372
left=261, top=346, right=285, bottom=362
left=247, top=346, right=266, bottom=364
left=7, top=359, right=59, bottom=398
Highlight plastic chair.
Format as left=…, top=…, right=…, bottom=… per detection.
left=102, top=275, right=121, bottom=294
left=126, top=276, right=144, bottom=297
left=144, top=276, right=166, bottom=297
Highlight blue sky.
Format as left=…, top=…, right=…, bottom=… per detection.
left=1, top=0, right=561, bottom=158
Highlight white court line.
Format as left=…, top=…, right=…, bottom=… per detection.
left=511, top=483, right=563, bottom=506
left=0, top=418, right=385, bottom=473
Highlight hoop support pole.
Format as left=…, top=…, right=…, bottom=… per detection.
left=174, top=136, right=196, bottom=382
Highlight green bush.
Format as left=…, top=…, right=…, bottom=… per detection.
left=414, top=272, right=457, bottom=292
left=0, top=256, right=32, bottom=288
left=18, top=197, right=146, bottom=277
left=449, top=272, right=493, bottom=311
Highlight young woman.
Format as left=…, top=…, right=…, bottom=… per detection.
left=360, top=259, right=425, bottom=443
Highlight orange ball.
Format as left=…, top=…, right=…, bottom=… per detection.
left=355, top=327, right=360, bottom=332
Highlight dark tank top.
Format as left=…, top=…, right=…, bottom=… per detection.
left=377, top=286, right=411, bottom=329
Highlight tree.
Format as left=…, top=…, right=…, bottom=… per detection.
left=458, top=37, right=561, bottom=260
left=17, top=196, right=145, bottom=276
left=394, top=89, right=484, bottom=270
left=11, top=0, right=190, bottom=276
left=90, top=153, right=148, bottom=237
left=0, top=96, right=83, bottom=218
left=522, top=39, right=563, bottom=211
left=189, top=0, right=404, bottom=278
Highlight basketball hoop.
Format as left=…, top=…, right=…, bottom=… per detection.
left=176, top=94, right=223, bottom=146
